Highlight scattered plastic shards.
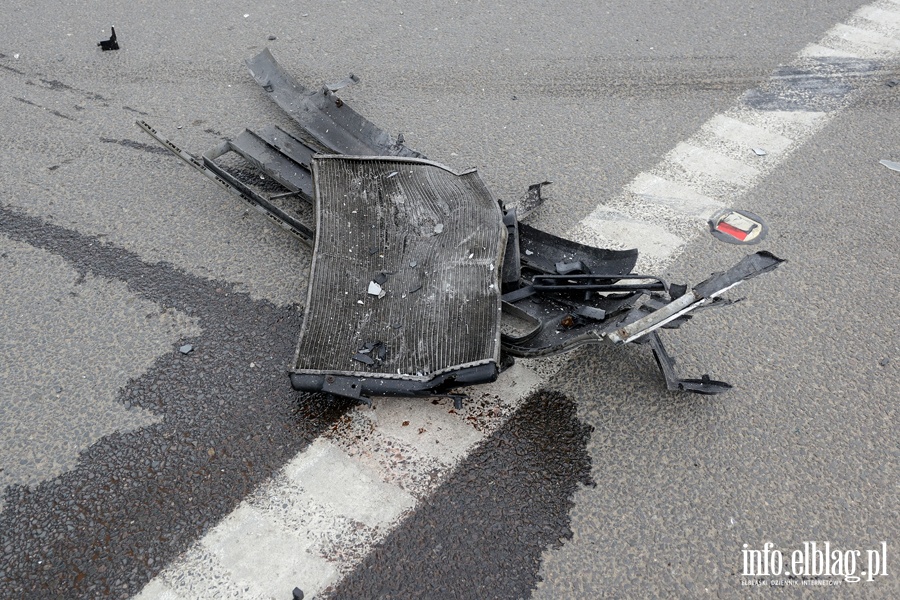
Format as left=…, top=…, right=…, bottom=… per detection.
left=516, top=181, right=551, bottom=219
left=647, top=332, right=732, bottom=394
left=179, top=344, right=193, bottom=354
left=879, top=159, right=900, bottom=172
left=140, top=48, right=786, bottom=403
left=98, top=27, right=119, bottom=51
left=352, top=353, right=376, bottom=365
left=325, top=73, right=360, bottom=92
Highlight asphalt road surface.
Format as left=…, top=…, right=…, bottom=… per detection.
left=1, top=1, right=897, bottom=598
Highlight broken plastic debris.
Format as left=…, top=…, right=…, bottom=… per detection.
left=352, top=353, right=375, bottom=365
left=387, top=171, right=398, bottom=178
left=144, top=50, right=786, bottom=402
left=179, top=344, right=193, bottom=354
left=879, top=159, right=900, bottom=172
left=326, top=73, right=360, bottom=92
left=752, top=147, right=767, bottom=156
left=98, top=27, right=119, bottom=51
left=367, top=281, right=383, bottom=295
left=267, top=35, right=277, bottom=41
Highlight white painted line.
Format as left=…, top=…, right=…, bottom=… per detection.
left=569, top=215, right=686, bottom=274
left=668, top=142, right=761, bottom=186
left=704, top=114, right=795, bottom=155
left=831, top=23, right=900, bottom=55
left=627, top=173, right=726, bottom=218
left=799, top=43, right=862, bottom=58
left=201, top=504, right=339, bottom=598
left=857, top=5, right=900, bottom=28
left=283, top=439, right=416, bottom=527
left=135, top=364, right=541, bottom=599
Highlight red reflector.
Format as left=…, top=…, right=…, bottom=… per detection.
left=716, top=221, right=749, bottom=241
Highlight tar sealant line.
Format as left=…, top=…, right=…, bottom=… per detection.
left=133, top=3, right=900, bottom=598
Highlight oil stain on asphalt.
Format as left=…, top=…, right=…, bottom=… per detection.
left=328, top=390, right=594, bottom=600
left=0, top=206, right=354, bottom=597
left=0, top=206, right=596, bottom=599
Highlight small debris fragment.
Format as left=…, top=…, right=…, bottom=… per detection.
left=292, top=587, right=305, bottom=600
left=524, top=249, right=533, bottom=255
left=244, top=13, right=250, bottom=18
left=179, top=344, right=193, bottom=354
left=752, top=147, right=767, bottom=156
left=352, top=353, right=375, bottom=365
left=387, top=171, right=398, bottom=178
left=207, top=448, right=215, bottom=458
left=267, top=35, right=277, bottom=41
left=409, top=260, right=418, bottom=268
left=402, top=421, right=410, bottom=426
left=433, top=223, right=444, bottom=234
left=98, top=27, right=119, bottom=51
left=879, top=159, right=900, bottom=173
left=880, top=357, right=890, bottom=367
left=368, top=281, right=383, bottom=295
left=374, top=272, right=388, bottom=285
left=887, top=79, right=899, bottom=87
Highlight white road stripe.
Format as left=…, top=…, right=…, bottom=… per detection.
left=627, top=173, right=726, bottom=218
left=827, top=23, right=900, bottom=56
left=134, top=2, right=900, bottom=598
left=704, top=114, right=795, bottom=155
left=668, top=142, right=761, bottom=186
left=858, top=5, right=900, bottom=29
left=134, top=363, right=542, bottom=599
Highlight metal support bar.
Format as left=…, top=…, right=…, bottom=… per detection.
left=136, top=120, right=314, bottom=246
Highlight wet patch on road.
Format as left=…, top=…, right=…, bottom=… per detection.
left=0, top=206, right=353, bottom=598
left=326, top=390, right=593, bottom=600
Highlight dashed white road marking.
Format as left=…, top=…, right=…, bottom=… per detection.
left=134, top=2, right=900, bottom=598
